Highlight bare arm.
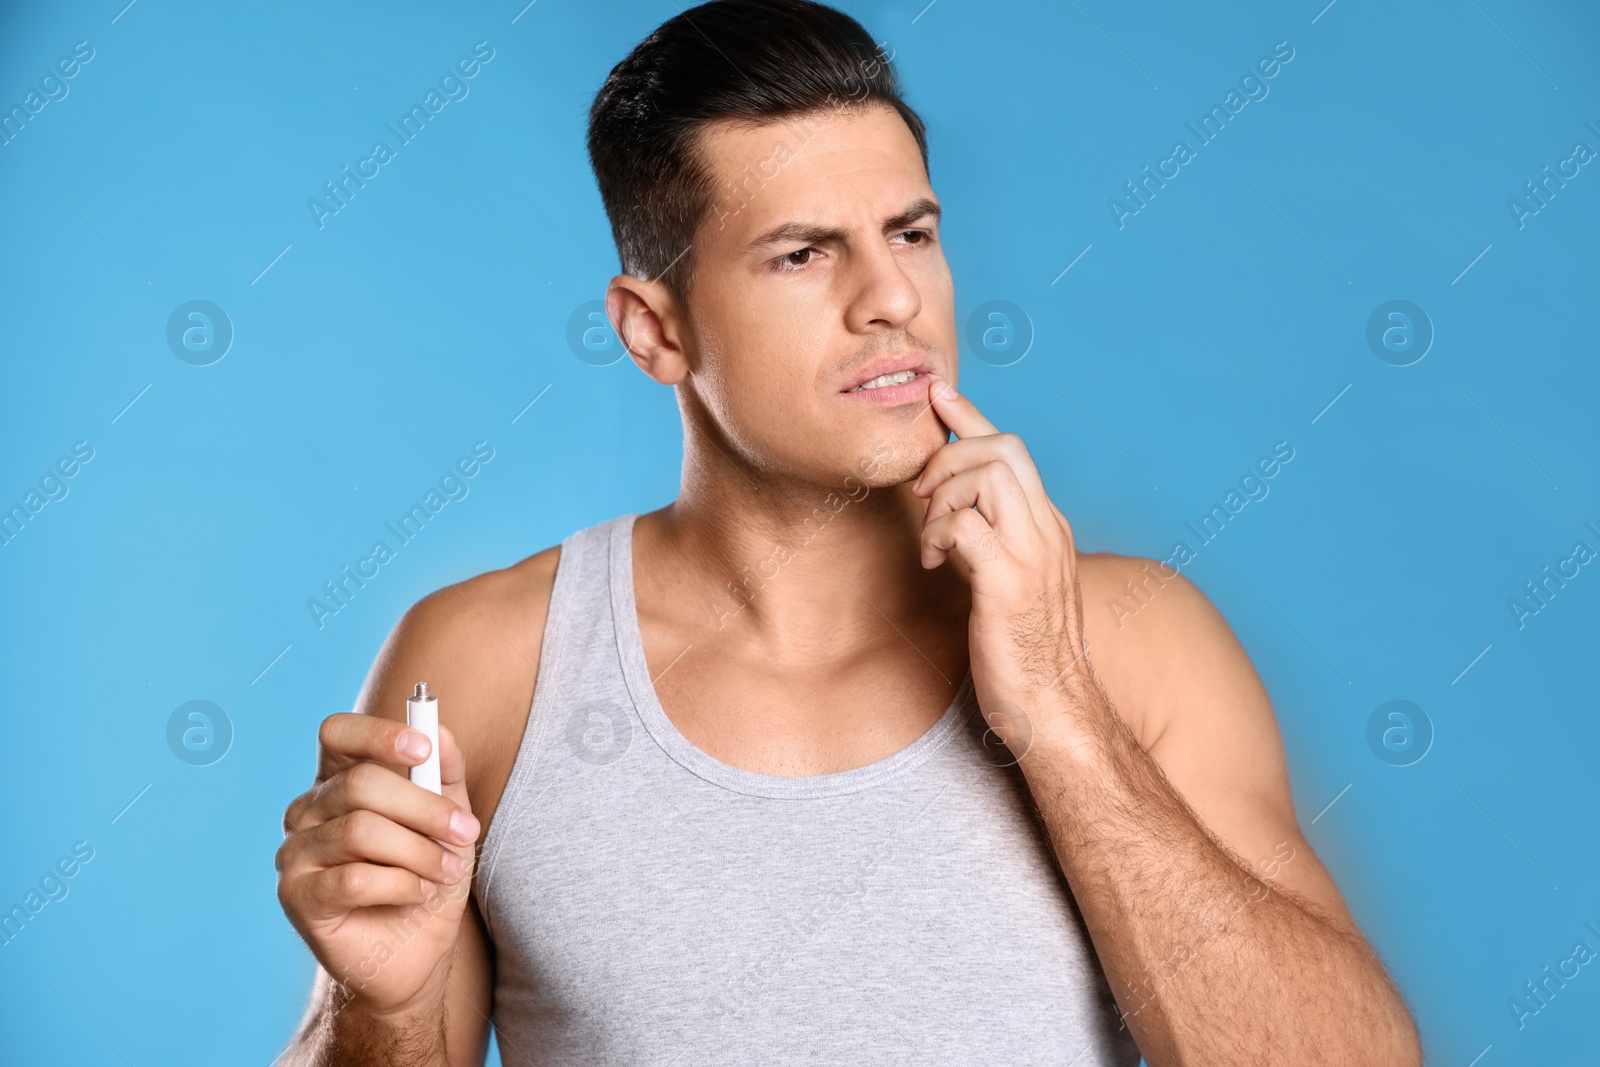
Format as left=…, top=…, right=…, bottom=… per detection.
left=1020, top=564, right=1421, bottom=1064
left=909, top=382, right=1419, bottom=1065
left=280, top=904, right=493, bottom=1065
left=275, top=574, right=546, bottom=1066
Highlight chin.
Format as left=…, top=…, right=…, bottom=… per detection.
left=843, top=426, right=944, bottom=489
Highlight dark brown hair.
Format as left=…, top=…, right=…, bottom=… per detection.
left=585, top=0, right=929, bottom=305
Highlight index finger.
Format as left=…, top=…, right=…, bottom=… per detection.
left=926, top=375, right=1000, bottom=440
left=437, top=724, right=468, bottom=791
left=316, top=712, right=431, bottom=782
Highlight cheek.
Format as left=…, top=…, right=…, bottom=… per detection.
left=712, top=305, right=823, bottom=404
left=690, top=319, right=798, bottom=442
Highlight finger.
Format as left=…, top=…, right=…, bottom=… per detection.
left=316, top=712, right=434, bottom=782
left=912, top=436, right=997, bottom=497
left=438, top=724, right=468, bottom=792
left=925, top=375, right=999, bottom=440
left=915, top=429, right=1049, bottom=500
left=921, top=461, right=1040, bottom=546
left=292, top=761, right=480, bottom=847
left=293, top=862, right=429, bottom=920
left=921, top=504, right=1008, bottom=572
left=288, top=809, right=471, bottom=887
left=919, top=379, right=1067, bottom=535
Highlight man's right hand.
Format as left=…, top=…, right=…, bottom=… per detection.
left=274, top=712, right=481, bottom=1020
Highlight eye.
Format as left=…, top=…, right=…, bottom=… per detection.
left=772, top=246, right=818, bottom=273
left=769, top=230, right=933, bottom=274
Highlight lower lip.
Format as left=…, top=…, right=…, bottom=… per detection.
left=839, top=374, right=930, bottom=406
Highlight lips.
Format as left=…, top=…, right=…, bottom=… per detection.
left=839, top=352, right=935, bottom=393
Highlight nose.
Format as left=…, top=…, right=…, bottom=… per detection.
left=842, top=231, right=922, bottom=335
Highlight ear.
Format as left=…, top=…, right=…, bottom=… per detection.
left=607, top=275, right=690, bottom=386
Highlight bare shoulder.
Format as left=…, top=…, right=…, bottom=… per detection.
left=1076, top=550, right=1364, bottom=937
left=1073, top=549, right=1198, bottom=750
left=1077, top=549, right=1268, bottom=755
left=353, top=542, right=563, bottom=829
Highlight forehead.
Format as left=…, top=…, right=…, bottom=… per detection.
left=693, top=105, right=932, bottom=250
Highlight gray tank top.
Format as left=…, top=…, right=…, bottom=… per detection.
left=474, top=512, right=1142, bottom=1065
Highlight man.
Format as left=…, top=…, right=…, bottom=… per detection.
left=274, top=1, right=1422, bottom=1063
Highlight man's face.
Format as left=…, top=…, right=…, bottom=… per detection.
left=680, top=104, right=956, bottom=490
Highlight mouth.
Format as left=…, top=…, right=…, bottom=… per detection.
left=838, top=355, right=936, bottom=406
left=839, top=368, right=935, bottom=406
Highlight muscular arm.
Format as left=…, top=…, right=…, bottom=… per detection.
left=277, top=597, right=500, bottom=1066
left=906, top=386, right=1417, bottom=1062
left=278, top=548, right=558, bottom=1066
left=281, top=913, right=493, bottom=1067
left=1022, top=559, right=1421, bottom=1065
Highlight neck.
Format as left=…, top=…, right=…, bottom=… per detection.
left=636, top=421, right=969, bottom=670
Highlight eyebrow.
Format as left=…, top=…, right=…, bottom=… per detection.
left=743, top=197, right=942, bottom=256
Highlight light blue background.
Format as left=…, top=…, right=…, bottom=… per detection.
left=2, top=1, right=1596, bottom=1064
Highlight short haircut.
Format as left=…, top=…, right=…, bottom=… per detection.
left=585, top=0, right=929, bottom=305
